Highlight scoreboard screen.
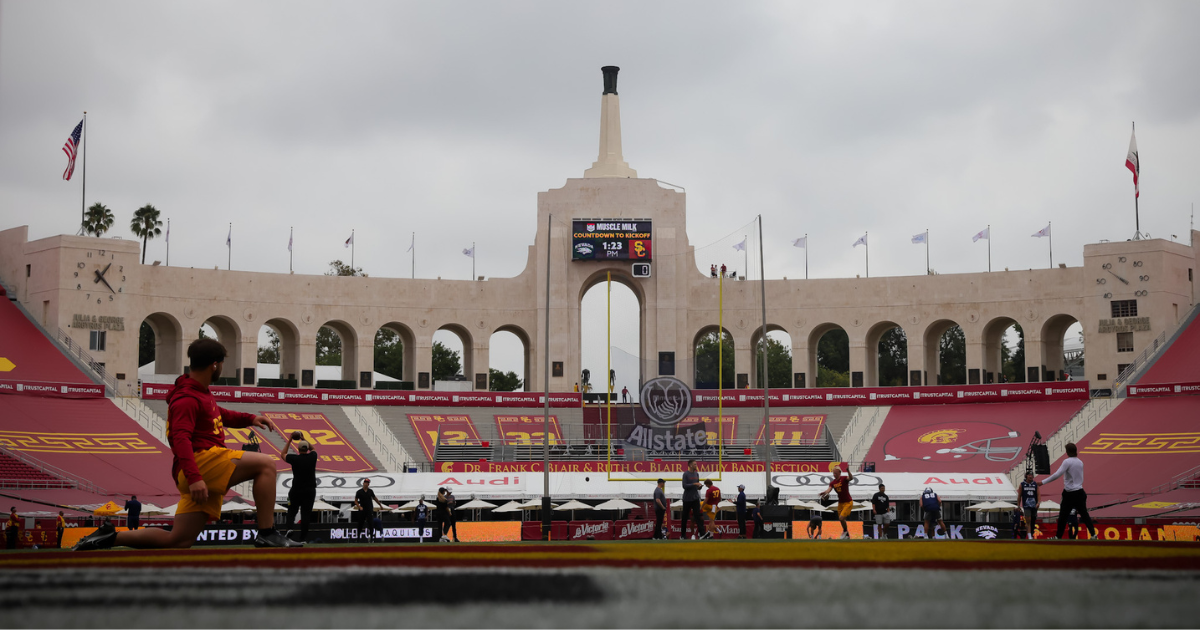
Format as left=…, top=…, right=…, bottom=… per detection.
left=571, top=220, right=652, bottom=261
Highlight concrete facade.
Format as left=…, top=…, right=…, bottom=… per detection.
left=2, top=71, right=1197, bottom=396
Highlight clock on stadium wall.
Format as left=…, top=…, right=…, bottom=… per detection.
left=571, top=220, right=652, bottom=261
left=74, top=249, right=126, bottom=304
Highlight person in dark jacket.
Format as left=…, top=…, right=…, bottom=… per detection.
left=734, top=484, right=748, bottom=539
left=124, top=496, right=142, bottom=530
left=281, top=433, right=318, bottom=543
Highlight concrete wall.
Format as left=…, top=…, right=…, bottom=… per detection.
left=1, top=179, right=1195, bottom=396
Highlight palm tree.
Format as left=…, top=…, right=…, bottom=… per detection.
left=129, top=205, right=163, bottom=264
left=82, top=203, right=114, bottom=237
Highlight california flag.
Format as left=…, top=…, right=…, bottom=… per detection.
left=1126, top=127, right=1139, bottom=198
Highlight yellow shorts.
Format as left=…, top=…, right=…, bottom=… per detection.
left=837, top=502, right=854, bottom=519
left=175, top=447, right=245, bottom=519
left=702, top=504, right=716, bottom=518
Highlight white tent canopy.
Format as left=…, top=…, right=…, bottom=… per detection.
left=311, top=500, right=340, bottom=512
left=493, top=501, right=525, bottom=513
left=593, top=498, right=639, bottom=511
left=553, top=500, right=594, bottom=511
left=457, top=499, right=497, bottom=510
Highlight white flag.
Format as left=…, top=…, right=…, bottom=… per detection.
left=792, top=237, right=806, bottom=248
left=1126, top=127, right=1139, bottom=198
left=165, top=222, right=170, bottom=244
left=1032, top=224, right=1051, bottom=238
left=733, top=237, right=747, bottom=252
left=287, top=233, right=292, bottom=252
left=972, top=227, right=990, bottom=242
left=226, top=226, right=231, bottom=248
left=344, top=233, right=354, bottom=248
left=463, top=246, right=474, bottom=258
left=852, top=233, right=867, bottom=248
left=912, top=232, right=927, bottom=245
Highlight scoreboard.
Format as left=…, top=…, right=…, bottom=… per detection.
left=571, top=220, right=652, bottom=261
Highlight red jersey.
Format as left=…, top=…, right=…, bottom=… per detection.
left=166, top=375, right=256, bottom=485
left=705, top=486, right=721, bottom=505
left=827, top=476, right=852, bottom=503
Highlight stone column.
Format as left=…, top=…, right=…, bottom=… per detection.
left=906, top=340, right=926, bottom=386
left=1024, top=338, right=1044, bottom=382
left=414, top=334, right=434, bottom=390
left=235, top=333, right=258, bottom=385
left=298, top=330, right=317, bottom=388
left=472, top=342, right=489, bottom=390
left=791, top=340, right=808, bottom=388
left=353, top=341, right=375, bottom=388
left=965, top=334, right=985, bottom=385
left=848, top=340, right=868, bottom=387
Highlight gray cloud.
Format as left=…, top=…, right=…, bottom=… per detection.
left=2, top=0, right=1198, bottom=378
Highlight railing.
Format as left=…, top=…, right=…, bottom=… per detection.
left=0, top=479, right=76, bottom=490
left=114, top=395, right=167, bottom=446
left=1152, top=463, right=1200, bottom=495
left=838, top=406, right=888, bottom=464
left=53, top=327, right=121, bottom=395
left=344, top=406, right=416, bottom=473
left=0, top=445, right=108, bottom=495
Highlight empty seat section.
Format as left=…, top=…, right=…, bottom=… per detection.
left=1138, top=309, right=1200, bottom=384
left=0, top=396, right=177, bottom=500
left=1039, top=397, right=1200, bottom=502
left=0, top=298, right=92, bottom=383
left=865, top=400, right=1087, bottom=473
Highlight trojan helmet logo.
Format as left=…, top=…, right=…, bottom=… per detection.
left=440, top=462, right=453, bottom=473
left=883, top=421, right=1022, bottom=463
left=918, top=429, right=962, bottom=445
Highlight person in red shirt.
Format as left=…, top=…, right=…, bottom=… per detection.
left=818, top=466, right=855, bottom=540
left=75, top=339, right=298, bottom=550
left=702, top=479, right=721, bottom=539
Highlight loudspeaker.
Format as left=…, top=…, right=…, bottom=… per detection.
left=1032, top=444, right=1051, bottom=475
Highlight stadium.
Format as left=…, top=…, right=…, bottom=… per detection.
left=3, top=20, right=1200, bottom=630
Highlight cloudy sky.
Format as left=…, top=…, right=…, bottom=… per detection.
left=2, top=1, right=1197, bottom=385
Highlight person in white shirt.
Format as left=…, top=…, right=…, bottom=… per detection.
left=1036, top=442, right=1097, bottom=540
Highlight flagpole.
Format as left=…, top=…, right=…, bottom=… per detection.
left=166, top=218, right=170, bottom=267
left=1128, top=122, right=1137, bottom=238
left=472, top=241, right=476, bottom=280
left=1048, top=221, right=1053, bottom=268
left=743, top=236, right=747, bottom=280
left=758, top=215, right=772, bottom=493
left=289, top=226, right=294, bottom=273
left=541, top=214, right=552, bottom=540
left=925, top=229, right=930, bottom=275
left=227, top=223, right=231, bottom=270
left=805, top=233, right=808, bottom=279
left=411, top=232, right=415, bottom=279
left=865, top=231, right=869, bottom=278
left=80, top=111, right=87, bottom=232
left=987, top=224, right=991, bottom=272
left=351, top=229, right=355, bottom=270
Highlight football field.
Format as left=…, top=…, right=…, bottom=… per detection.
left=1, top=540, right=1197, bottom=628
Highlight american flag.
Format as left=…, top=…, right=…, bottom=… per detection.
left=62, top=120, right=83, bottom=180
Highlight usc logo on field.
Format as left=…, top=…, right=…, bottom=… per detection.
left=918, top=429, right=962, bottom=445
